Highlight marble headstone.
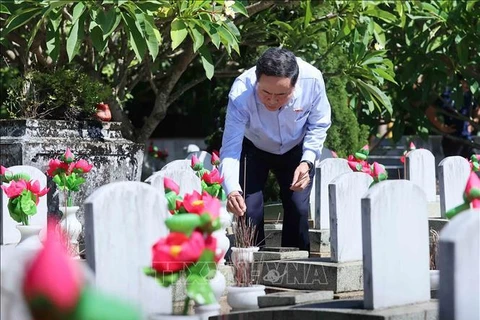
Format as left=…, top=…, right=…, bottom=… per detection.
left=329, top=172, right=373, bottom=263
left=362, top=180, right=430, bottom=309
left=438, top=209, right=480, bottom=320
left=438, top=156, right=470, bottom=218
left=84, top=181, right=171, bottom=317
left=160, top=159, right=191, bottom=172
left=148, top=169, right=201, bottom=197
left=405, top=149, right=436, bottom=202
left=1, top=165, right=48, bottom=245
left=313, top=158, right=351, bottom=229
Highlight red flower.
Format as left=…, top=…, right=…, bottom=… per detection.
left=73, top=159, right=93, bottom=173
left=164, top=177, right=180, bottom=195
left=1, top=179, right=27, bottom=198
left=202, top=168, right=224, bottom=185
left=0, top=165, right=6, bottom=175
left=182, top=191, right=221, bottom=219
left=27, top=180, right=49, bottom=204
left=46, top=159, right=66, bottom=177
left=23, top=219, right=83, bottom=314
left=152, top=231, right=206, bottom=273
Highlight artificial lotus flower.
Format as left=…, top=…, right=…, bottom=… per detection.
left=151, top=231, right=207, bottom=273
left=191, top=155, right=203, bottom=171
left=182, top=191, right=221, bottom=219
left=164, top=177, right=180, bottom=195
left=62, top=148, right=75, bottom=163
left=469, top=154, right=480, bottom=172
left=354, top=144, right=369, bottom=161
left=0, top=165, right=6, bottom=175
left=1, top=179, right=27, bottom=198
left=400, top=142, right=417, bottom=164
left=202, top=168, right=224, bottom=185
left=211, top=152, right=220, bottom=167
left=73, top=159, right=94, bottom=174
left=27, top=180, right=49, bottom=203
left=347, top=155, right=371, bottom=174
left=23, top=220, right=83, bottom=317
left=370, top=162, right=388, bottom=186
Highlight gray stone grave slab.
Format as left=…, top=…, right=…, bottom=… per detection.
left=1, top=165, right=48, bottom=245
left=438, top=209, right=480, bottom=320
left=438, top=156, right=470, bottom=218
left=147, top=169, right=201, bottom=197
left=362, top=180, right=430, bottom=309
left=84, top=181, right=171, bottom=317
left=258, top=290, right=334, bottom=308
left=406, top=149, right=436, bottom=202
left=264, top=228, right=330, bottom=256
left=329, top=172, right=373, bottom=263
left=254, top=250, right=309, bottom=261
left=258, top=258, right=363, bottom=293
left=313, top=158, right=351, bottom=230
left=186, top=150, right=213, bottom=171
left=261, top=247, right=299, bottom=252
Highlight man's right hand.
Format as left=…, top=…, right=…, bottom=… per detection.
left=227, top=191, right=246, bottom=216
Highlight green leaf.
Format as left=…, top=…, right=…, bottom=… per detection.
left=188, top=22, right=204, bottom=53
left=364, top=8, right=397, bottom=24
left=356, top=79, right=392, bottom=114
left=143, top=13, right=161, bottom=60
left=100, top=8, right=121, bottom=39
left=232, top=1, right=248, bottom=17
left=90, top=25, right=108, bottom=53
left=71, top=2, right=85, bottom=24
left=3, top=7, right=43, bottom=35
left=46, top=21, right=61, bottom=61
left=304, top=0, right=312, bottom=28
left=186, top=249, right=216, bottom=278
left=372, top=68, right=397, bottom=85
left=155, top=272, right=180, bottom=287
left=165, top=214, right=202, bottom=236
left=120, top=11, right=146, bottom=61
left=185, top=274, right=216, bottom=305
left=198, top=45, right=214, bottom=80
left=170, top=18, right=188, bottom=50
left=0, top=4, right=10, bottom=14
left=195, top=20, right=220, bottom=49
left=66, top=10, right=87, bottom=62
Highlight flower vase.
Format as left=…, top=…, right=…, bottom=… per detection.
left=230, top=247, right=259, bottom=287
left=59, top=206, right=82, bottom=257
left=15, top=225, right=42, bottom=250
left=212, top=202, right=233, bottom=265
left=226, top=285, right=265, bottom=311
left=194, top=303, right=221, bottom=320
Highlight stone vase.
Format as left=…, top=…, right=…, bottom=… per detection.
left=59, top=206, right=82, bottom=257
left=226, top=285, right=265, bottom=311
left=15, top=225, right=42, bottom=250
left=230, top=247, right=259, bottom=287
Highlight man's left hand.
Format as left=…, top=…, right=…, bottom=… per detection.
left=290, top=162, right=311, bottom=191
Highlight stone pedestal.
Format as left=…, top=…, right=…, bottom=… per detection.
left=0, top=119, right=144, bottom=219
left=265, top=228, right=330, bottom=256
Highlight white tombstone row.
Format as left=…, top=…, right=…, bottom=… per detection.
left=147, top=169, right=201, bottom=197
left=438, top=156, right=470, bottom=218
left=159, top=159, right=191, bottom=172
left=312, top=158, right=351, bottom=230
left=1, top=165, right=48, bottom=245
left=438, top=209, right=480, bottom=320
left=84, top=181, right=171, bottom=317
left=405, top=149, right=436, bottom=202
left=362, top=180, right=430, bottom=309
left=329, top=172, right=373, bottom=263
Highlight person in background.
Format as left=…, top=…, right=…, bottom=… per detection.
left=219, top=47, right=331, bottom=252
left=426, top=76, right=479, bottom=158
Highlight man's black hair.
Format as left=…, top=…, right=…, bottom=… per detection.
left=255, top=48, right=299, bottom=87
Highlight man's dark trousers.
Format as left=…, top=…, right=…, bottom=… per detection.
left=239, top=138, right=314, bottom=251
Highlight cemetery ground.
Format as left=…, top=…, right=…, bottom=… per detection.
left=1, top=142, right=479, bottom=320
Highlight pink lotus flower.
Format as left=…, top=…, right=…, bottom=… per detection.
left=211, top=152, right=220, bottom=166
left=63, top=148, right=75, bottom=163
left=46, top=159, right=67, bottom=177
left=164, top=177, right=180, bottom=195
left=464, top=172, right=480, bottom=208
left=0, top=165, right=6, bottom=175
left=73, top=159, right=93, bottom=173
left=23, top=219, right=83, bottom=315
left=151, top=231, right=207, bottom=273
left=202, top=168, right=224, bottom=185
left=191, top=155, right=202, bottom=171
left=409, top=142, right=416, bottom=150
left=1, top=179, right=27, bottom=198
left=27, top=180, right=49, bottom=204
left=182, top=191, right=221, bottom=219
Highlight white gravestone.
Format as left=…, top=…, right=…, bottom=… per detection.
left=438, top=209, right=480, bottom=320
left=84, top=182, right=171, bottom=317
left=1, top=165, right=48, bottom=245
left=362, top=180, right=430, bottom=309
left=438, top=156, right=470, bottom=218
left=313, top=158, right=351, bottom=230
left=160, top=159, right=191, bottom=172
left=405, top=149, right=436, bottom=202
left=148, top=169, right=201, bottom=197
left=186, top=151, right=213, bottom=171
left=329, top=172, right=373, bottom=263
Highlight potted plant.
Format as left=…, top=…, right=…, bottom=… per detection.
left=227, top=215, right=265, bottom=311
left=0, top=166, right=48, bottom=247
left=46, top=148, right=93, bottom=257
left=144, top=188, right=223, bottom=319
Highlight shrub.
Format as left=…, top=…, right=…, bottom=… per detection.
left=1, top=68, right=111, bottom=121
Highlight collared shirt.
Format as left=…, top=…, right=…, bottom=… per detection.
left=219, top=58, right=332, bottom=195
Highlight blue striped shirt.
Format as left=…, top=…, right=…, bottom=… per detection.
left=219, top=58, right=331, bottom=195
